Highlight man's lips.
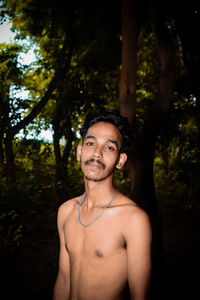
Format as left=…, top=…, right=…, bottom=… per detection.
left=84, top=158, right=105, bottom=170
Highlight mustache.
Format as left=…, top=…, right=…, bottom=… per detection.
left=84, top=158, right=106, bottom=170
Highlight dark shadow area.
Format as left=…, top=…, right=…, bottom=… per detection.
left=151, top=205, right=200, bottom=300
left=0, top=221, right=59, bottom=300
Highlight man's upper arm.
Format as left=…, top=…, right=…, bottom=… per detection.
left=57, top=205, right=70, bottom=284
left=53, top=204, right=71, bottom=300
left=124, top=208, right=152, bottom=300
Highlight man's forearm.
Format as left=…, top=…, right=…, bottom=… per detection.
left=53, top=273, right=70, bottom=300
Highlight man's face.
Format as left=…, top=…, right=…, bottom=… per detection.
left=77, top=122, right=127, bottom=182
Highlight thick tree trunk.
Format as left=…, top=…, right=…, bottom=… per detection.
left=119, top=0, right=137, bottom=129
left=119, top=0, right=140, bottom=208
left=120, top=0, right=175, bottom=211
left=119, top=1, right=175, bottom=298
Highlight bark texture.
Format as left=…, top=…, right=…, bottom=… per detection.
left=119, top=1, right=175, bottom=298
left=119, top=0, right=175, bottom=212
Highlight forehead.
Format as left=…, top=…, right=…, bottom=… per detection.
left=86, top=121, right=121, bottom=142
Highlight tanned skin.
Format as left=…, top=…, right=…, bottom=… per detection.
left=53, top=122, right=152, bottom=300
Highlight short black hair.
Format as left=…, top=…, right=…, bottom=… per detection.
left=80, top=109, right=134, bottom=154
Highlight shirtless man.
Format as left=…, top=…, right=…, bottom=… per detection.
left=53, top=110, right=152, bottom=300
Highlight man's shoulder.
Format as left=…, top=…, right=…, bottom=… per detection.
left=116, top=192, right=141, bottom=210
left=57, top=195, right=82, bottom=218
left=117, top=193, right=151, bottom=226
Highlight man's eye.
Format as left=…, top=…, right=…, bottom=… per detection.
left=86, top=141, right=94, bottom=146
left=105, top=145, right=115, bottom=151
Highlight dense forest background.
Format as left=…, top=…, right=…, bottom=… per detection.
left=0, top=0, right=199, bottom=299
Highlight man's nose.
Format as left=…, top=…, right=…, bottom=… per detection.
left=93, top=146, right=102, bottom=158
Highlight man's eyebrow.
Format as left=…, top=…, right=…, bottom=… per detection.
left=106, top=139, right=119, bottom=148
left=85, top=135, right=96, bottom=140
left=85, top=136, right=119, bottom=148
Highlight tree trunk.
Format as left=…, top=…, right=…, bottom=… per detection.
left=53, top=118, right=73, bottom=182
left=52, top=117, right=73, bottom=203
left=1, top=97, right=16, bottom=183
left=119, top=0, right=175, bottom=298
left=0, top=136, right=4, bottom=179
left=120, top=0, right=175, bottom=211
left=4, top=133, right=15, bottom=183
left=53, top=120, right=63, bottom=181
left=62, top=119, right=73, bottom=167
left=119, top=0, right=137, bottom=129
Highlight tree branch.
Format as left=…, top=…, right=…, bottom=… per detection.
left=10, top=27, right=73, bottom=138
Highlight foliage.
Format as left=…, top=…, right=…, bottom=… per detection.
left=0, top=43, right=25, bottom=126
left=0, top=1, right=199, bottom=253
left=154, top=104, right=200, bottom=209
left=0, top=209, right=22, bottom=249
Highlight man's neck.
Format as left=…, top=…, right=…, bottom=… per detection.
left=83, top=177, right=116, bottom=208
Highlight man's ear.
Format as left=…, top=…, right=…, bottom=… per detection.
left=77, top=144, right=82, bottom=161
left=116, top=153, right=127, bottom=169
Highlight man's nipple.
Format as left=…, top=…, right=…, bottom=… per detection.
left=95, top=249, right=103, bottom=257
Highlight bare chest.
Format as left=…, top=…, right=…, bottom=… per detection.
left=64, top=208, right=126, bottom=259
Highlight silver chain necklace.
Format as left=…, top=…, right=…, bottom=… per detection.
left=78, top=189, right=118, bottom=227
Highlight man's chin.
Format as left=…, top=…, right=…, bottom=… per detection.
left=85, top=175, right=105, bottom=182
left=85, top=170, right=114, bottom=182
